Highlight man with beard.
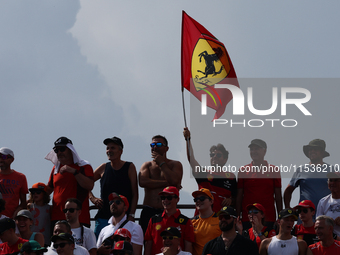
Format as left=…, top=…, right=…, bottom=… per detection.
left=259, top=209, right=307, bottom=255
left=202, top=206, right=259, bottom=255
left=0, top=147, right=28, bottom=218
left=183, top=128, right=237, bottom=212
left=139, top=135, right=183, bottom=234
left=97, top=193, right=143, bottom=255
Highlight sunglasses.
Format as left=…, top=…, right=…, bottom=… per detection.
left=63, top=208, right=78, bottom=213
left=54, top=147, right=67, bottom=153
left=210, top=153, right=222, bottom=158
left=0, top=155, right=12, bottom=160
left=219, top=214, right=232, bottom=221
left=193, top=196, right=208, bottom=202
left=296, top=208, right=309, bottom=214
left=162, top=236, right=179, bottom=240
left=53, top=242, right=69, bottom=249
left=248, top=210, right=260, bottom=214
left=160, top=195, right=177, bottom=201
left=150, top=142, right=166, bottom=148
left=31, top=190, right=42, bottom=195
left=109, top=200, right=122, bottom=205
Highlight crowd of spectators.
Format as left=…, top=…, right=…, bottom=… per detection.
left=0, top=133, right=338, bottom=255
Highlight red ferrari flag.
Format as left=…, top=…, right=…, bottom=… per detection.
left=181, top=11, right=239, bottom=120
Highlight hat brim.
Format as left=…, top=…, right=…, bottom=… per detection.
left=303, top=145, right=330, bottom=158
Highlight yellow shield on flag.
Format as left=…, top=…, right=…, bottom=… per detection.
left=191, top=38, right=231, bottom=91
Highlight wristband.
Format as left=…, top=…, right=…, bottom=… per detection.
left=159, top=162, right=166, bottom=168
left=73, top=170, right=79, bottom=176
left=185, top=137, right=191, bottom=141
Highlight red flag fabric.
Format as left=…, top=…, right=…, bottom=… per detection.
left=181, top=11, right=239, bottom=119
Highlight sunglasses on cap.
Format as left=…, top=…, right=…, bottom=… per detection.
left=296, top=208, right=309, bottom=214
left=160, top=195, right=177, bottom=201
left=210, top=153, right=222, bottom=158
left=193, top=196, right=209, bottom=202
left=150, top=143, right=166, bottom=148
left=63, top=208, right=78, bottom=213
left=162, top=236, right=179, bottom=240
left=109, top=199, right=122, bottom=206
left=53, top=242, right=70, bottom=249
left=248, top=209, right=260, bottom=214
left=0, top=155, right=12, bottom=160
left=54, top=147, right=67, bottom=154
left=31, top=190, right=43, bottom=195
left=219, top=214, right=232, bottom=221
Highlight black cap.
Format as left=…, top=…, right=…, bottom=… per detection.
left=103, top=137, right=124, bottom=149
left=217, top=206, right=237, bottom=218
left=278, top=208, right=298, bottom=220
left=51, top=233, right=75, bottom=243
left=160, top=227, right=181, bottom=238
left=248, top=139, right=267, bottom=149
left=0, top=218, right=15, bottom=234
left=53, top=137, right=72, bottom=149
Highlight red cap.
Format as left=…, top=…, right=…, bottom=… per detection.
left=294, top=200, right=315, bottom=211
left=29, top=182, right=47, bottom=193
left=246, top=203, right=266, bottom=214
left=114, top=228, right=131, bottom=240
left=108, top=193, right=129, bottom=210
left=158, top=186, right=179, bottom=197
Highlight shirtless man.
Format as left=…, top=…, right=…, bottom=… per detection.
left=139, top=135, right=183, bottom=234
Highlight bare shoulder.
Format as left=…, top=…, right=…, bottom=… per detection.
left=167, top=159, right=183, bottom=169
left=139, top=161, right=152, bottom=172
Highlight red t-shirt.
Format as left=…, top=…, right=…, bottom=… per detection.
left=196, top=171, right=237, bottom=213
left=0, top=170, right=28, bottom=218
left=48, top=164, right=94, bottom=225
left=309, top=240, right=340, bottom=254
left=238, top=161, right=281, bottom=222
left=0, top=237, right=28, bottom=254
left=145, top=209, right=195, bottom=255
left=248, top=226, right=276, bottom=248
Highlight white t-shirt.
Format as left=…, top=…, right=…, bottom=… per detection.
left=72, top=226, right=97, bottom=251
left=317, top=194, right=340, bottom=235
left=97, top=215, right=143, bottom=247
left=45, top=243, right=89, bottom=255
left=268, top=236, right=299, bottom=255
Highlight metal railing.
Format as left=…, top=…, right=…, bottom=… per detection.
left=90, top=204, right=196, bottom=222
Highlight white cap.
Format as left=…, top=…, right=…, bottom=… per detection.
left=0, top=148, right=14, bottom=158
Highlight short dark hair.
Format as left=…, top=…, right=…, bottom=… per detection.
left=65, top=198, right=82, bottom=210
left=152, top=135, right=168, bottom=147
left=55, top=220, right=72, bottom=233
left=210, top=143, right=229, bottom=158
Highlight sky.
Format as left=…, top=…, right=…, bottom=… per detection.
left=1, top=0, right=339, bottom=226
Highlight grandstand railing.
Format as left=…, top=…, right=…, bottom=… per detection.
left=90, top=204, right=196, bottom=222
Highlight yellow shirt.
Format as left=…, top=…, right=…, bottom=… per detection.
left=191, top=213, right=221, bottom=255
